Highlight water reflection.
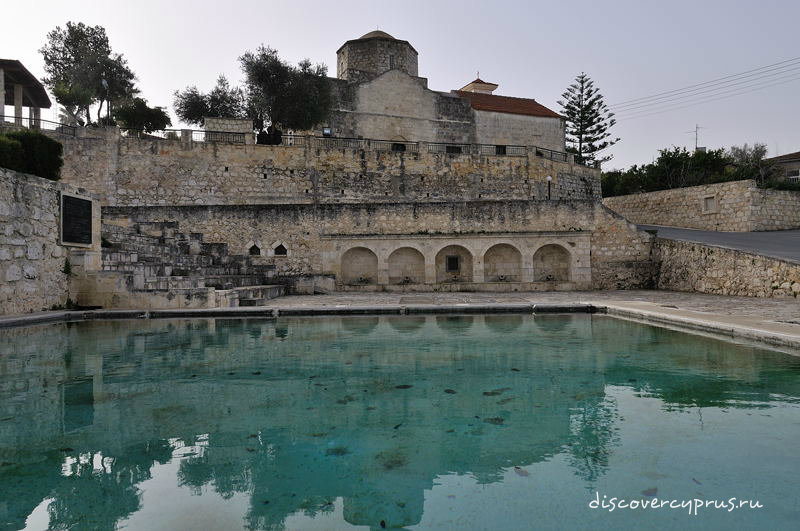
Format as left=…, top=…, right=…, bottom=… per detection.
left=0, top=315, right=798, bottom=530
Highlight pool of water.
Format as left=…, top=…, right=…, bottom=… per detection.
left=0, top=314, right=799, bottom=531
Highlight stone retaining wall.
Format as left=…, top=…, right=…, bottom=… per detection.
left=655, top=238, right=800, bottom=298
left=56, top=128, right=601, bottom=207
left=0, top=168, right=100, bottom=315
left=603, top=180, right=800, bottom=231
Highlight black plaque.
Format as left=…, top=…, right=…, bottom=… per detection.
left=62, top=195, right=93, bottom=245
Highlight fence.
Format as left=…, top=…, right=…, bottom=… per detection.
left=0, top=115, right=76, bottom=137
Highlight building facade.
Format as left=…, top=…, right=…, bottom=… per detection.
left=327, top=31, right=566, bottom=151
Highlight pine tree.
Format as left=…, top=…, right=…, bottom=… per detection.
left=558, top=73, right=619, bottom=165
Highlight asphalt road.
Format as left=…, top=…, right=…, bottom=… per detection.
left=639, top=225, right=800, bottom=263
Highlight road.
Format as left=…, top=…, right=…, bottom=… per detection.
left=639, top=225, right=800, bottom=263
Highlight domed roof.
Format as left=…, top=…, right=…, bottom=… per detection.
left=360, top=30, right=395, bottom=40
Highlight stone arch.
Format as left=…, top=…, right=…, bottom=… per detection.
left=388, top=247, right=425, bottom=284
left=435, top=245, right=473, bottom=283
left=341, top=247, right=378, bottom=285
left=270, top=240, right=290, bottom=257
left=532, top=244, right=571, bottom=282
left=483, top=243, right=522, bottom=282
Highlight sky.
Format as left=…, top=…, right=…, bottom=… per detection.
left=2, top=0, right=799, bottom=169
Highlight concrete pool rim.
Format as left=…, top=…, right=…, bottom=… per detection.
left=2, top=301, right=800, bottom=353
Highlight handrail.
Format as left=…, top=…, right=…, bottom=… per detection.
left=0, top=115, right=77, bottom=136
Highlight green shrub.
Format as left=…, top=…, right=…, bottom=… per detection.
left=0, top=130, right=63, bottom=180
left=762, top=178, right=800, bottom=192
left=0, top=135, right=23, bottom=172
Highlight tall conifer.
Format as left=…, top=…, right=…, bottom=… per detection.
left=558, top=73, right=619, bottom=165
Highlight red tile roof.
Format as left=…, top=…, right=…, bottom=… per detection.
left=466, top=78, right=498, bottom=87
left=767, top=150, right=800, bottom=162
left=455, top=90, right=562, bottom=119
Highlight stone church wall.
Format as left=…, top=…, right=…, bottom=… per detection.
left=328, top=70, right=475, bottom=144
left=473, top=110, right=564, bottom=152
left=58, top=129, right=602, bottom=207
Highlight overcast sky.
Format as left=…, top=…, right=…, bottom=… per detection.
left=3, top=0, right=799, bottom=168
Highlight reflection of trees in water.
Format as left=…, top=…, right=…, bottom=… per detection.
left=43, top=440, right=173, bottom=531
left=2, top=315, right=800, bottom=530
left=566, top=397, right=621, bottom=483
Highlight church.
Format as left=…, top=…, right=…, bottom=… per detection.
left=327, top=30, right=565, bottom=152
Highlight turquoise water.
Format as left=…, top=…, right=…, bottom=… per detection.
left=0, top=314, right=799, bottom=531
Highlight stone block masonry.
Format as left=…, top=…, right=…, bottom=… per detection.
left=655, top=238, right=800, bottom=298
left=603, top=179, right=800, bottom=231
left=0, top=168, right=100, bottom=315
left=56, top=128, right=601, bottom=207
left=102, top=200, right=656, bottom=292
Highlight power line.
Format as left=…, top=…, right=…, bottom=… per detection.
left=616, top=73, right=800, bottom=121
left=615, top=70, right=800, bottom=118
left=609, top=55, right=800, bottom=108
left=612, top=63, right=800, bottom=113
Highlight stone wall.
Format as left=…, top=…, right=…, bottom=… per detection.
left=337, top=36, right=418, bottom=80
left=473, top=110, right=565, bottom=153
left=655, top=238, right=800, bottom=298
left=329, top=70, right=475, bottom=144
left=0, top=168, right=100, bottom=315
left=102, top=200, right=655, bottom=291
left=58, top=128, right=601, bottom=207
left=603, top=180, right=800, bottom=231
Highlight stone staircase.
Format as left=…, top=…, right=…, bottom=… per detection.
left=77, top=220, right=284, bottom=309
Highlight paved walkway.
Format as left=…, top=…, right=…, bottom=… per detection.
left=640, top=224, right=800, bottom=263
left=269, top=290, right=800, bottom=322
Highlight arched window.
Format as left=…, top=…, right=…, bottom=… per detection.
left=274, top=244, right=287, bottom=256
left=249, top=245, right=261, bottom=256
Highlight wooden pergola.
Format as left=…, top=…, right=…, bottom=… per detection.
left=0, top=59, right=52, bottom=127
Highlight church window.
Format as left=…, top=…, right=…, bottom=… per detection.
left=249, top=245, right=261, bottom=256
left=274, top=244, right=288, bottom=256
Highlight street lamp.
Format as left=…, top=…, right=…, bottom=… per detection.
left=546, top=175, right=552, bottom=200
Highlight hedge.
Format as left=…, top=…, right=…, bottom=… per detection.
left=0, top=129, right=63, bottom=181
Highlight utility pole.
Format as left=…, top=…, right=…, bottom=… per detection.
left=685, top=124, right=704, bottom=150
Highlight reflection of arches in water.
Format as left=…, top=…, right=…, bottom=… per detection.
left=434, top=245, right=473, bottom=283
left=532, top=314, right=572, bottom=333
left=532, top=244, right=570, bottom=281
left=386, top=316, right=427, bottom=334
left=483, top=244, right=522, bottom=282
left=484, top=315, right=523, bottom=334
left=388, top=247, right=425, bottom=284
left=275, top=323, right=289, bottom=339
left=340, top=247, right=378, bottom=284
left=340, top=316, right=380, bottom=335
left=435, top=315, right=474, bottom=334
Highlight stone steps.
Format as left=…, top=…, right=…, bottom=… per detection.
left=99, top=220, right=280, bottom=308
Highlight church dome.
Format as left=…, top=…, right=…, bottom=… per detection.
left=359, top=30, right=395, bottom=40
